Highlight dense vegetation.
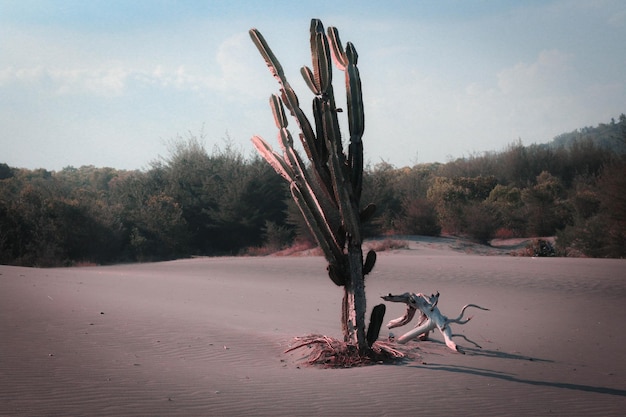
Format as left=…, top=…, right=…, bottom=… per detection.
left=1, top=116, right=625, bottom=266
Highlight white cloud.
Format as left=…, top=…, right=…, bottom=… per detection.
left=215, top=33, right=259, bottom=91
left=211, top=31, right=304, bottom=101
left=58, top=67, right=130, bottom=96
left=496, top=49, right=574, bottom=96
left=608, top=7, right=626, bottom=26
left=362, top=45, right=620, bottom=165
left=1, top=65, right=132, bottom=97
left=0, top=28, right=278, bottom=102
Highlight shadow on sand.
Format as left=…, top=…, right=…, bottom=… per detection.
left=409, top=362, right=626, bottom=397
left=395, top=340, right=626, bottom=397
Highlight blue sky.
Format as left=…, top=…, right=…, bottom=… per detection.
left=1, top=0, right=625, bottom=170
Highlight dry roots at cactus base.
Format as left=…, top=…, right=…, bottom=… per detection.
left=284, top=335, right=409, bottom=368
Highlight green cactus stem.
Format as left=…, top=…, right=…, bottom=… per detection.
left=363, top=250, right=377, bottom=276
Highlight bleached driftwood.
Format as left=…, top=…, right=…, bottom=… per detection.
left=382, top=292, right=489, bottom=354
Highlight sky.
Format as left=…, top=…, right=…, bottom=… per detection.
left=1, top=0, right=625, bottom=171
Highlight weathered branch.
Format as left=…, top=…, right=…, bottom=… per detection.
left=386, top=304, right=417, bottom=329
left=444, top=303, right=489, bottom=328
left=451, top=333, right=483, bottom=349
left=382, top=292, right=489, bottom=353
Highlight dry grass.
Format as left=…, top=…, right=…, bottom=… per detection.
left=243, top=240, right=322, bottom=257
left=71, top=261, right=99, bottom=267
left=245, top=238, right=413, bottom=258
left=284, top=335, right=411, bottom=368
left=241, top=245, right=278, bottom=256
left=364, top=239, right=409, bottom=252
left=273, top=241, right=323, bottom=257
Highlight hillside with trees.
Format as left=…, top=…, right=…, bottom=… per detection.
left=1, top=115, right=625, bottom=266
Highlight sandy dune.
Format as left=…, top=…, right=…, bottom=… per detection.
left=1, top=247, right=625, bottom=416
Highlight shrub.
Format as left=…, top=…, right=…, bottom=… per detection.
left=462, top=202, right=499, bottom=244
left=494, top=228, right=516, bottom=239
left=395, top=198, right=441, bottom=236
left=262, top=220, right=293, bottom=251
left=523, top=238, right=556, bottom=257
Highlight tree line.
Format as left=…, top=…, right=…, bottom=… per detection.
left=1, top=116, right=625, bottom=266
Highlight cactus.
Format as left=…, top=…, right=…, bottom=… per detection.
left=249, top=19, right=378, bottom=352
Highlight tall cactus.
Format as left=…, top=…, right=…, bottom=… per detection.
left=249, top=19, right=378, bottom=353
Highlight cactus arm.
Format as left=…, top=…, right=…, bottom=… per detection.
left=309, top=19, right=324, bottom=58
left=329, top=26, right=365, bottom=201
left=359, top=203, right=377, bottom=223
left=289, top=183, right=344, bottom=272
left=349, top=141, right=364, bottom=202
left=249, top=28, right=286, bottom=84
left=269, top=95, right=294, bottom=161
left=346, top=61, right=364, bottom=140
left=345, top=42, right=359, bottom=65
left=327, top=26, right=348, bottom=70
left=312, top=97, right=330, bottom=164
left=313, top=31, right=332, bottom=93
left=363, top=250, right=377, bottom=275
left=276, top=126, right=343, bottom=256
left=286, top=91, right=319, bottom=163
left=309, top=19, right=332, bottom=93
left=250, top=29, right=320, bottom=166
left=301, top=66, right=320, bottom=95
left=256, top=126, right=344, bottom=266
left=269, top=90, right=342, bottom=244
left=280, top=129, right=324, bottom=200
left=250, top=136, right=294, bottom=182
left=269, top=94, right=289, bottom=130
left=344, top=43, right=365, bottom=200
left=322, top=102, right=361, bottom=243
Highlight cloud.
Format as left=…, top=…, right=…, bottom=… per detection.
left=496, top=49, right=574, bottom=96
left=462, top=49, right=580, bottom=130
left=59, top=67, right=130, bottom=96
left=362, top=45, right=620, bottom=165
left=0, top=27, right=277, bottom=103
left=215, top=33, right=262, bottom=93
left=211, top=31, right=309, bottom=101
left=0, top=65, right=135, bottom=97
left=608, top=8, right=626, bottom=26
left=452, top=48, right=624, bottom=149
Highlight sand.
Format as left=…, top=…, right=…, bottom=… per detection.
left=1, top=244, right=625, bottom=416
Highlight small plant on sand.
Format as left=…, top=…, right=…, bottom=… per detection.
left=523, top=238, right=556, bottom=257
left=249, top=19, right=390, bottom=364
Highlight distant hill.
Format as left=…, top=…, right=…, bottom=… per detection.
left=548, top=113, right=626, bottom=155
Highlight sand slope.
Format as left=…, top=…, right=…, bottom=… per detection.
left=1, top=249, right=625, bottom=416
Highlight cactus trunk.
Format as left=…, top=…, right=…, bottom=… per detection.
left=343, top=243, right=367, bottom=350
